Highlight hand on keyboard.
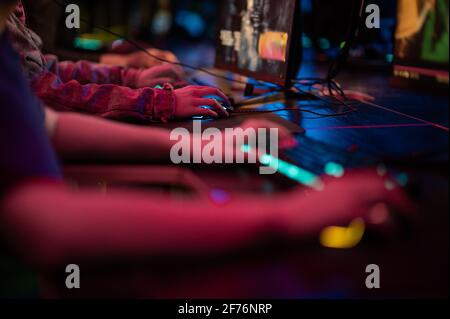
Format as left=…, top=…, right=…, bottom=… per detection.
left=280, top=169, right=416, bottom=237
left=173, top=86, right=231, bottom=119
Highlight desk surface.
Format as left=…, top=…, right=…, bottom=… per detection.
left=57, top=67, right=449, bottom=299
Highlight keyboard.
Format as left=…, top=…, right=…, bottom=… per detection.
left=282, top=135, right=377, bottom=176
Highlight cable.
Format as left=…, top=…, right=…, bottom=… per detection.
left=51, top=0, right=278, bottom=87
left=51, top=0, right=362, bottom=90
left=234, top=106, right=357, bottom=118
left=233, top=84, right=360, bottom=118
left=326, top=0, right=366, bottom=83
left=49, top=0, right=360, bottom=119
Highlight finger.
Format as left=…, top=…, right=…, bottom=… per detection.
left=207, top=99, right=230, bottom=118
left=144, top=60, right=163, bottom=68
left=192, top=98, right=229, bottom=117
left=194, top=87, right=231, bottom=105
left=192, top=108, right=219, bottom=118
left=142, top=77, right=174, bottom=88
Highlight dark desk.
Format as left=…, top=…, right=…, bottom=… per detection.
left=55, top=68, right=448, bottom=299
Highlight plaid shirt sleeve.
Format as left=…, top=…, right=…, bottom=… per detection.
left=44, top=54, right=141, bottom=87
left=31, top=71, right=175, bottom=123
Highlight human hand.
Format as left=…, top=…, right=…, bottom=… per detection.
left=173, top=85, right=231, bottom=119
left=101, top=49, right=179, bottom=69
left=125, top=49, right=179, bottom=68
left=238, top=119, right=297, bottom=150
left=280, top=169, right=416, bottom=237
left=136, top=64, right=185, bottom=88
left=216, top=119, right=298, bottom=166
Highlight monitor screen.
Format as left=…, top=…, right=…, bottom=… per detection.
left=214, top=0, right=302, bottom=86
left=394, top=0, right=449, bottom=88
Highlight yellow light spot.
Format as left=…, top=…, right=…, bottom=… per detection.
left=320, top=218, right=366, bottom=249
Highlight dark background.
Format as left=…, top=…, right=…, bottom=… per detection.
left=46, top=0, right=398, bottom=68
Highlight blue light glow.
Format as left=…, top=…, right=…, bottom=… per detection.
left=176, top=10, right=205, bottom=37
left=210, top=188, right=231, bottom=205
left=319, top=38, right=331, bottom=50
left=260, top=153, right=322, bottom=190
left=386, top=54, right=394, bottom=63
left=325, top=162, right=345, bottom=178
left=74, top=38, right=103, bottom=51
left=396, top=173, right=409, bottom=186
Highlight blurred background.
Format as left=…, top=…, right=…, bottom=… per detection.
left=42, top=0, right=398, bottom=70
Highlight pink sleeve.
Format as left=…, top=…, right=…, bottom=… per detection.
left=44, top=54, right=141, bottom=87
left=31, top=71, right=175, bottom=123
left=0, top=182, right=279, bottom=270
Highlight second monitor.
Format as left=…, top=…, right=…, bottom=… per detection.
left=214, top=0, right=302, bottom=88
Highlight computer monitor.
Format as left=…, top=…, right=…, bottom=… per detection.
left=214, top=0, right=302, bottom=88
left=393, top=0, right=449, bottom=91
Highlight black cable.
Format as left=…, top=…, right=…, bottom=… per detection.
left=51, top=0, right=278, bottom=87
left=49, top=0, right=359, bottom=119
left=51, top=0, right=360, bottom=91
left=234, top=106, right=357, bottom=118
left=326, top=0, right=366, bottom=83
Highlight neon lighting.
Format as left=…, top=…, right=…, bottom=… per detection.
left=302, top=35, right=312, bottom=49
left=386, top=54, right=394, bottom=63
left=260, top=154, right=323, bottom=190
left=325, top=162, right=345, bottom=178
left=258, top=31, right=289, bottom=62
left=396, top=172, right=409, bottom=186
left=394, top=65, right=449, bottom=81
left=240, top=144, right=252, bottom=153
left=320, top=218, right=366, bottom=249
left=74, top=38, right=103, bottom=51
left=241, top=145, right=323, bottom=190
left=319, top=38, right=331, bottom=50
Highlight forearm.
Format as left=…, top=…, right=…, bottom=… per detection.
left=33, top=72, right=175, bottom=122
left=55, top=59, right=140, bottom=86
left=52, top=111, right=174, bottom=162
left=99, top=53, right=129, bottom=67
left=1, top=182, right=284, bottom=270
